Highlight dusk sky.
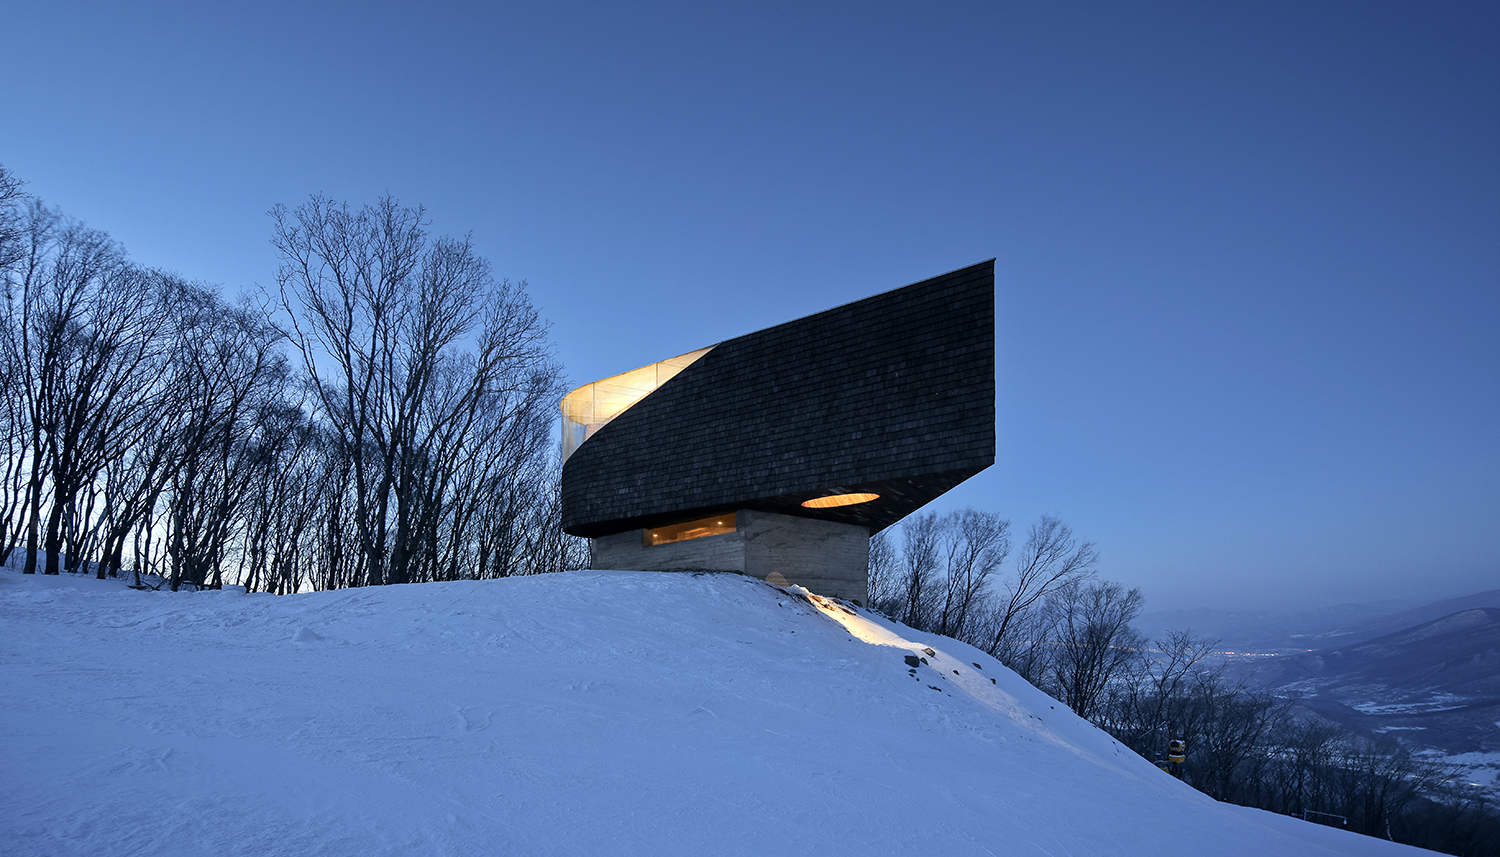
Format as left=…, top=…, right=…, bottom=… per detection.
left=3, top=1, right=1495, bottom=612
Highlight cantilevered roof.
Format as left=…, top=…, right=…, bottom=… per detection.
left=561, top=260, right=995, bottom=537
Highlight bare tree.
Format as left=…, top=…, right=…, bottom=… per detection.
left=152, top=283, right=290, bottom=590
left=934, top=509, right=1010, bottom=638
left=0, top=164, right=30, bottom=566
left=866, top=528, right=897, bottom=610
left=0, top=356, right=29, bottom=566
left=896, top=512, right=944, bottom=629
left=272, top=194, right=558, bottom=587
left=1103, top=629, right=1220, bottom=761
left=3, top=174, right=575, bottom=592
left=0, top=163, right=26, bottom=271
left=237, top=401, right=321, bottom=594
left=4, top=205, right=168, bottom=575
left=1182, top=673, right=1280, bottom=803
left=979, top=594, right=1062, bottom=687
left=1396, top=777, right=1500, bottom=855
left=1049, top=580, right=1144, bottom=720
left=987, top=515, right=1098, bottom=657
left=873, top=511, right=1094, bottom=676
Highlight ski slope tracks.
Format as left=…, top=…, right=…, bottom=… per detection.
left=0, top=565, right=1438, bottom=856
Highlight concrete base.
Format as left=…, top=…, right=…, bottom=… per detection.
left=589, top=510, right=870, bottom=605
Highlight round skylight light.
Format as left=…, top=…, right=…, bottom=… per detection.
left=800, top=492, right=880, bottom=509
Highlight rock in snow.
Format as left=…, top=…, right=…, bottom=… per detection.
left=0, top=567, right=1435, bottom=856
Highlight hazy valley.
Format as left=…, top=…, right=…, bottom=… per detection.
left=1141, top=591, right=1500, bottom=799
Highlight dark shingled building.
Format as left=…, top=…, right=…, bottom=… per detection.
left=560, top=260, right=996, bottom=604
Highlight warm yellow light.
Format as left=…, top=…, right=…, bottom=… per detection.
left=560, top=346, right=714, bottom=463
left=800, top=492, right=880, bottom=509
left=643, top=514, right=737, bottom=547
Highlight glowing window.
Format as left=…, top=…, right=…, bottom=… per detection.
left=560, top=346, right=714, bottom=463
left=644, top=514, right=736, bottom=546
left=800, top=492, right=880, bottom=509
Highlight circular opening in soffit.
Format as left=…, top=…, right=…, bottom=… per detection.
left=800, top=492, right=880, bottom=509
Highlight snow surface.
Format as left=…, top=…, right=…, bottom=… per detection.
left=1, top=567, right=1438, bottom=856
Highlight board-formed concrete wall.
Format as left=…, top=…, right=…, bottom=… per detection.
left=590, top=523, right=747, bottom=575
left=590, top=510, right=871, bottom=604
left=740, top=511, right=869, bottom=603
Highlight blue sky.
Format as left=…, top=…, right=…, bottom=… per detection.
left=3, top=1, right=1496, bottom=612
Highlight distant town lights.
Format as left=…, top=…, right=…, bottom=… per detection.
left=800, top=493, right=880, bottom=509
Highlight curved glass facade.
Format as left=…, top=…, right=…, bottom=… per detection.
left=561, top=346, right=713, bottom=462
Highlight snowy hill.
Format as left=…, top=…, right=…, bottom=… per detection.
left=0, top=567, right=1436, bottom=856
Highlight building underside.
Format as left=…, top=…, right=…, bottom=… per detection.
left=559, top=260, right=997, bottom=604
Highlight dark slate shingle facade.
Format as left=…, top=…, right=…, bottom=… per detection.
left=561, top=260, right=996, bottom=537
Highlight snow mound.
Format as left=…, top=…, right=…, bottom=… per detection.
left=0, top=568, right=1433, bottom=856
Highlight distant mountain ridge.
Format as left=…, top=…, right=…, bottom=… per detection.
left=1136, top=590, right=1500, bottom=653
left=1233, top=607, right=1500, bottom=756
left=1321, top=592, right=1500, bottom=650
left=1245, top=608, right=1500, bottom=696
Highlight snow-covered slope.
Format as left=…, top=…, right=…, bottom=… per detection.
left=1, top=568, right=1435, bottom=856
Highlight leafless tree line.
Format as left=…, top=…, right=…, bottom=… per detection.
left=871, top=509, right=1499, bottom=856
left=870, top=510, right=1136, bottom=720
left=1098, top=633, right=1499, bottom=855
left=1, top=164, right=586, bottom=592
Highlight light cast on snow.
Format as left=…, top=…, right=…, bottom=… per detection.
left=0, top=564, right=1435, bottom=856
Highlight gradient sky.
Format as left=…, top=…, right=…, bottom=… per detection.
left=3, top=1, right=1496, bottom=612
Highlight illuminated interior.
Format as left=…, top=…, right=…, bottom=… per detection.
left=644, top=514, right=737, bottom=546
left=800, top=492, right=881, bottom=509
left=561, top=346, right=713, bottom=462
